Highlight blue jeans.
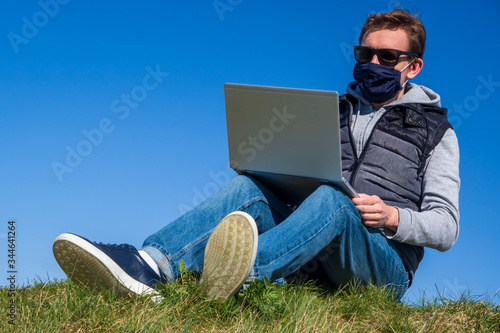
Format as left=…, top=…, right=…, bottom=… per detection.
left=142, top=175, right=410, bottom=299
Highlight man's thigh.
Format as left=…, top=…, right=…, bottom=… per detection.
left=319, top=217, right=409, bottom=295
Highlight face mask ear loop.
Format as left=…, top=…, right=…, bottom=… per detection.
left=401, top=58, right=416, bottom=88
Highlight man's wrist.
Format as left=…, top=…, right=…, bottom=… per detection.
left=386, top=206, right=400, bottom=232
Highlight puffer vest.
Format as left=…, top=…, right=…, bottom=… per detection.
left=339, top=94, right=452, bottom=282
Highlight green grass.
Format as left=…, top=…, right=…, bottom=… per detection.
left=2, top=267, right=499, bottom=332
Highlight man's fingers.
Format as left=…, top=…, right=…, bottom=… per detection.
left=356, top=204, right=383, bottom=215
left=352, top=194, right=380, bottom=206
left=360, top=212, right=382, bottom=221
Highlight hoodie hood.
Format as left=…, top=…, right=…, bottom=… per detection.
left=346, top=81, right=442, bottom=109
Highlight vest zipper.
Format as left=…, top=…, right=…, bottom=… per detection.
left=348, top=105, right=394, bottom=185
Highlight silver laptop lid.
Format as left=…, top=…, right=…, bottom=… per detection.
left=224, top=83, right=342, bottom=182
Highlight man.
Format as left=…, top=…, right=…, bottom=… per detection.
left=53, top=9, right=459, bottom=301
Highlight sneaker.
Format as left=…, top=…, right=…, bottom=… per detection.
left=53, top=233, right=162, bottom=298
left=200, top=211, right=258, bottom=300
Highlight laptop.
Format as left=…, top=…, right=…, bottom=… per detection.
left=224, top=83, right=359, bottom=205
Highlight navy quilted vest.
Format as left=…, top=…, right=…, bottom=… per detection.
left=339, top=94, right=452, bottom=281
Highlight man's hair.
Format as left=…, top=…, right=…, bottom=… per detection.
left=359, top=9, right=426, bottom=58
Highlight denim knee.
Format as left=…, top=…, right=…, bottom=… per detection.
left=307, top=185, right=355, bottom=212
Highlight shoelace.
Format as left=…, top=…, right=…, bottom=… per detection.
left=92, top=241, right=137, bottom=251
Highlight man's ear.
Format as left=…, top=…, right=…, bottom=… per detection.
left=407, top=58, right=423, bottom=80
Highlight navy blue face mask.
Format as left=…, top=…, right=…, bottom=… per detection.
left=353, top=61, right=414, bottom=104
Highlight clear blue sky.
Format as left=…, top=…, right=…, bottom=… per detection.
left=1, top=0, right=499, bottom=304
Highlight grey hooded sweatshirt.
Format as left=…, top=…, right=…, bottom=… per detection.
left=346, top=81, right=460, bottom=254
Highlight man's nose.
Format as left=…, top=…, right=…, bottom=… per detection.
left=370, top=54, right=381, bottom=65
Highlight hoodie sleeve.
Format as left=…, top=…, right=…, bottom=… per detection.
left=386, top=128, right=460, bottom=251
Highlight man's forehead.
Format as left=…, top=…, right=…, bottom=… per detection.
left=361, top=28, right=411, bottom=51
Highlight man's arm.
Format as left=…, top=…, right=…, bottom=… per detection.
left=352, top=128, right=460, bottom=251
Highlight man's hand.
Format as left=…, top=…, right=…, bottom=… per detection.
left=352, top=194, right=399, bottom=232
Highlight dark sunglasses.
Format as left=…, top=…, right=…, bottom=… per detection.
left=354, top=46, right=419, bottom=67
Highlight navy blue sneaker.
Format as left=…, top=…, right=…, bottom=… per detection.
left=53, top=233, right=163, bottom=298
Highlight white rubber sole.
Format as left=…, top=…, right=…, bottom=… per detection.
left=201, top=211, right=258, bottom=300
left=53, top=233, right=158, bottom=298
